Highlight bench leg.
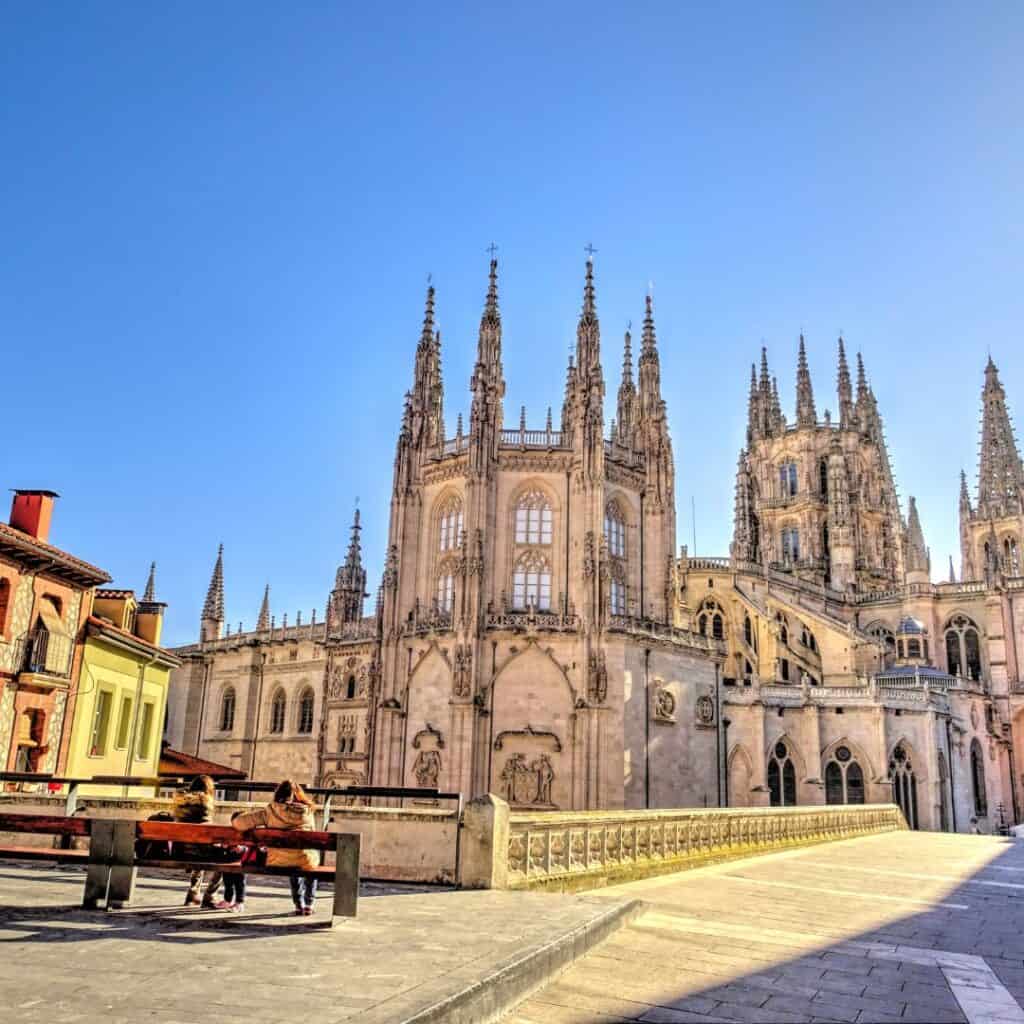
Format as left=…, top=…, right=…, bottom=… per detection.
left=106, top=820, right=137, bottom=910
left=332, top=833, right=360, bottom=923
left=83, top=820, right=115, bottom=910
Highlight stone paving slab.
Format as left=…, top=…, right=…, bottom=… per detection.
left=0, top=861, right=639, bottom=1024
left=507, top=832, right=1024, bottom=1024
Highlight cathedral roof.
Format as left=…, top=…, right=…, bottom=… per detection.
left=897, top=615, right=927, bottom=635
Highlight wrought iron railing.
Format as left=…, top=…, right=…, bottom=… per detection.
left=15, top=629, right=73, bottom=679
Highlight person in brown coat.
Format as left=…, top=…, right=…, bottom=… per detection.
left=232, top=779, right=319, bottom=915
left=172, top=774, right=221, bottom=907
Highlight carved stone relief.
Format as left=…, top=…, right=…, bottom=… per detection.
left=587, top=651, right=608, bottom=703
left=453, top=643, right=472, bottom=698
left=652, top=685, right=676, bottom=723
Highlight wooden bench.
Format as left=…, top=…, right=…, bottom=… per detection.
left=0, top=813, right=360, bottom=924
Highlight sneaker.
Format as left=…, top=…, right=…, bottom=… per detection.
left=232, top=903, right=245, bottom=914
left=301, top=906, right=313, bottom=916
left=184, top=894, right=200, bottom=906
left=200, top=898, right=217, bottom=910
left=214, top=900, right=234, bottom=911
left=294, top=907, right=305, bottom=917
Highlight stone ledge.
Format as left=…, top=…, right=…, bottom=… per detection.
left=363, top=897, right=646, bottom=1024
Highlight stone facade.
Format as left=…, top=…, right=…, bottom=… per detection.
left=167, top=261, right=1024, bottom=832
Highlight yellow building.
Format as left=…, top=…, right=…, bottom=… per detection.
left=65, top=576, right=180, bottom=794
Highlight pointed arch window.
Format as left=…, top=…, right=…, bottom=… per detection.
left=438, top=496, right=464, bottom=552
left=889, top=744, right=919, bottom=829
left=1005, top=536, right=1021, bottom=575
left=781, top=527, right=800, bottom=563
left=971, top=738, right=988, bottom=817
left=604, top=502, right=626, bottom=559
left=744, top=614, right=753, bottom=647
left=269, top=690, right=286, bottom=734
left=944, top=615, right=982, bottom=680
left=436, top=560, right=456, bottom=613
left=779, top=462, right=798, bottom=498
left=699, top=600, right=725, bottom=640
left=514, top=490, right=552, bottom=544
left=825, top=746, right=864, bottom=804
left=819, top=457, right=829, bottom=497
left=768, top=740, right=797, bottom=807
left=297, top=689, right=315, bottom=734
left=512, top=551, right=551, bottom=610
left=219, top=688, right=236, bottom=732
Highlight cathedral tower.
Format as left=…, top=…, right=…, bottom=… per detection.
left=731, top=337, right=906, bottom=594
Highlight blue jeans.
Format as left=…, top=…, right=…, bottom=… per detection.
left=223, top=873, right=247, bottom=903
left=289, top=875, right=317, bottom=909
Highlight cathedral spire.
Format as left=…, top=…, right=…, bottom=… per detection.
left=770, top=376, right=784, bottom=432
left=795, top=333, right=817, bottom=427
left=904, top=495, right=930, bottom=578
left=837, top=336, right=853, bottom=428
left=949, top=555, right=956, bottom=583
left=575, top=255, right=601, bottom=373
left=200, top=544, right=225, bottom=641
left=976, top=355, right=1024, bottom=519
left=331, top=504, right=368, bottom=627
left=468, top=257, right=506, bottom=475
left=142, top=561, right=157, bottom=603
left=257, top=584, right=271, bottom=631
left=409, top=282, right=444, bottom=449
left=746, top=363, right=760, bottom=444
left=638, top=294, right=663, bottom=419
left=616, top=326, right=636, bottom=440
left=759, top=346, right=771, bottom=395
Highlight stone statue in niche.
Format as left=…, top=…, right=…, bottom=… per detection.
left=587, top=651, right=608, bottom=703
left=453, top=643, right=472, bottom=698
left=531, top=754, right=555, bottom=805
left=696, top=693, right=715, bottom=726
left=412, top=748, right=442, bottom=788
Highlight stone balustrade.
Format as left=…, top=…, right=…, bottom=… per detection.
left=504, top=803, right=905, bottom=891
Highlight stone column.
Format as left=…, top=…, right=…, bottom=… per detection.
left=458, top=792, right=509, bottom=889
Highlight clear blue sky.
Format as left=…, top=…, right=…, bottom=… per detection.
left=3, top=4, right=1021, bottom=646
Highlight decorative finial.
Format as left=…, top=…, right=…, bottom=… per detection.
left=584, top=242, right=598, bottom=262
left=486, top=241, right=498, bottom=259
left=143, top=561, right=157, bottom=602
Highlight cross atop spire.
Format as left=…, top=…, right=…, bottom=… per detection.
left=142, top=561, right=157, bottom=603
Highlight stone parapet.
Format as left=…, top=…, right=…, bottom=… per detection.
left=500, top=803, right=905, bottom=891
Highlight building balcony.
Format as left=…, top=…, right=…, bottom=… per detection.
left=485, top=609, right=580, bottom=633
left=14, top=629, right=74, bottom=682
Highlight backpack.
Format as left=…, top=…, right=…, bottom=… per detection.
left=135, top=812, right=175, bottom=860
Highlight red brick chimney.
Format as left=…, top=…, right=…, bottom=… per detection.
left=10, top=490, right=60, bottom=543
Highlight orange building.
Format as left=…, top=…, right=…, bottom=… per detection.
left=0, top=490, right=111, bottom=775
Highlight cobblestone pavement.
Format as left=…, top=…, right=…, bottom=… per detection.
left=0, top=863, right=630, bottom=1024
left=506, top=832, right=1024, bottom=1024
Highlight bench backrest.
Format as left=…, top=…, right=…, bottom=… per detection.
left=137, top=820, right=337, bottom=851
left=0, top=813, right=88, bottom=837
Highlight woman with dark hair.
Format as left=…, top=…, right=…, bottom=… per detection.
left=232, top=779, right=318, bottom=915
left=172, top=774, right=221, bottom=907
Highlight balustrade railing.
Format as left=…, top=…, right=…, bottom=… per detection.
left=505, top=804, right=905, bottom=889
left=607, top=615, right=725, bottom=653
left=499, top=427, right=566, bottom=449
left=485, top=610, right=580, bottom=632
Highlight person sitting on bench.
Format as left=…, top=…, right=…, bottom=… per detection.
left=173, top=774, right=221, bottom=908
left=232, top=779, right=318, bottom=916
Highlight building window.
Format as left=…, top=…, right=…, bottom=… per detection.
left=346, top=675, right=357, bottom=700
left=906, top=638, right=922, bottom=659
left=768, top=740, right=797, bottom=806
left=0, top=578, right=10, bottom=636
left=115, top=696, right=134, bottom=750
left=604, top=502, right=626, bottom=558
left=819, top=458, right=829, bottom=497
left=779, top=461, right=798, bottom=498
left=269, top=690, right=286, bottom=734
left=512, top=551, right=552, bottom=610
left=780, top=657, right=790, bottom=682
left=1005, top=536, right=1021, bottom=575
left=744, top=615, right=753, bottom=647
left=610, top=579, right=626, bottom=616
left=945, top=615, right=983, bottom=680
left=781, top=527, right=800, bottom=563
left=136, top=702, right=155, bottom=760
left=89, top=690, right=113, bottom=756
left=298, top=689, right=315, bottom=734
left=889, top=744, right=919, bottom=829
left=438, top=496, right=464, bottom=552
left=825, top=746, right=864, bottom=804
left=514, top=490, right=552, bottom=544
left=971, top=738, right=988, bottom=817
left=220, top=688, right=236, bottom=732
left=436, top=567, right=455, bottom=613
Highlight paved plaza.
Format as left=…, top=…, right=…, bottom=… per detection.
left=507, top=831, right=1024, bottom=1024
left=5, top=832, right=1024, bottom=1023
